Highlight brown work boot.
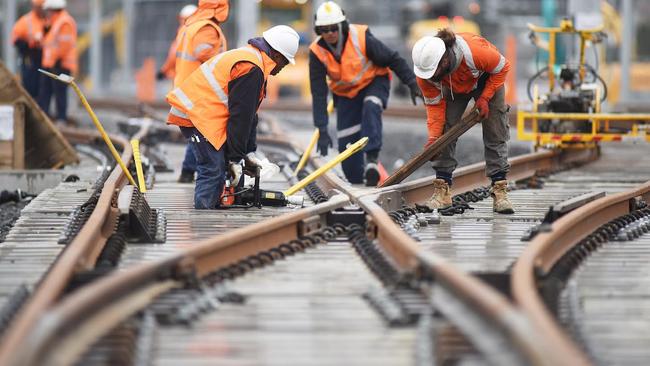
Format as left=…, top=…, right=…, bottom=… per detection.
left=424, top=179, right=452, bottom=210
left=491, top=180, right=514, bottom=214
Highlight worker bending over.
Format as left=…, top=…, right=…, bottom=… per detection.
left=167, top=25, right=299, bottom=209
left=157, top=4, right=198, bottom=82
left=12, top=0, right=46, bottom=99
left=309, top=1, right=422, bottom=186
left=171, top=0, right=229, bottom=184
left=412, top=28, right=514, bottom=214
left=38, top=0, right=77, bottom=124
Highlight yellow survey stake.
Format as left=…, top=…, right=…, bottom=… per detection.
left=284, top=137, right=368, bottom=197
left=39, top=69, right=138, bottom=188
left=292, top=128, right=320, bottom=177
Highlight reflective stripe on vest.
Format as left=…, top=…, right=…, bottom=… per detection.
left=455, top=35, right=481, bottom=79
left=174, top=20, right=227, bottom=82
left=331, top=25, right=373, bottom=88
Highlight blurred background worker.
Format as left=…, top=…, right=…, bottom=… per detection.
left=166, top=25, right=299, bottom=209
left=156, top=4, right=198, bottom=82
left=38, top=0, right=77, bottom=124
left=171, top=0, right=229, bottom=184
left=309, top=1, right=422, bottom=186
left=412, top=28, right=513, bottom=214
left=11, top=0, right=46, bottom=100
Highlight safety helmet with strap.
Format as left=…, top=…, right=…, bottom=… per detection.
left=412, top=36, right=446, bottom=79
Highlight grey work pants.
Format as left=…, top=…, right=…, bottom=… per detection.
left=431, top=86, right=510, bottom=178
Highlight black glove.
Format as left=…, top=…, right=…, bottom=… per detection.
left=317, top=129, right=333, bottom=156
left=156, top=70, right=166, bottom=80
left=408, top=82, right=424, bottom=106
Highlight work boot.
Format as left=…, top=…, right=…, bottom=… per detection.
left=424, top=178, right=452, bottom=210
left=491, top=180, right=514, bottom=214
left=365, top=162, right=380, bottom=186
left=177, top=169, right=195, bottom=183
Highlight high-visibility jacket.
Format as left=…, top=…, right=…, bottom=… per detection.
left=173, top=19, right=227, bottom=86
left=309, top=24, right=390, bottom=98
left=159, top=25, right=182, bottom=80
left=42, top=10, right=78, bottom=74
left=11, top=10, right=45, bottom=48
left=166, top=46, right=275, bottom=150
left=417, top=32, right=509, bottom=140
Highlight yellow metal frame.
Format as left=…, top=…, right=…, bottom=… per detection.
left=517, top=111, right=650, bottom=148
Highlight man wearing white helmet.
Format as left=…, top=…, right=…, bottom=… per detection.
left=412, top=28, right=513, bottom=214
left=309, top=1, right=423, bottom=186
left=166, top=25, right=299, bottom=209
left=157, top=4, right=198, bottom=81
left=38, top=0, right=77, bottom=124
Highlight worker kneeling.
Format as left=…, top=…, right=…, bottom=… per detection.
left=167, top=25, right=299, bottom=209
left=412, top=29, right=514, bottom=214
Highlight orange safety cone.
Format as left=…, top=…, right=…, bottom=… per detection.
left=135, top=57, right=156, bottom=104
left=377, top=161, right=389, bottom=186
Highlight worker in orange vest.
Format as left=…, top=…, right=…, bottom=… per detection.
left=412, top=28, right=514, bottom=214
left=11, top=0, right=46, bottom=99
left=309, top=1, right=422, bottom=186
left=169, top=0, right=229, bottom=184
left=38, top=0, right=77, bottom=124
left=156, top=4, right=198, bottom=81
left=166, top=25, right=299, bottom=209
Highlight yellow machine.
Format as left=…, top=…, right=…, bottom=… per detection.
left=518, top=19, right=650, bottom=149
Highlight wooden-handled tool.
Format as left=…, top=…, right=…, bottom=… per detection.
left=378, top=109, right=481, bottom=188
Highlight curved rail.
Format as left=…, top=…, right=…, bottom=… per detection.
left=0, top=113, right=601, bottom=365
left=0, top=124, right=149, bottom=364
left=512, top=179, right=650, bottom=366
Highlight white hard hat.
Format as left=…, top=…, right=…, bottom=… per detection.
left=412, top=36, right=446, bottom=79
left=43, top=0, right=66, bottom=10
left=315, top=1, right=346, bottom=26
left=179, top=4, right=197, bottom=18
left=263, top=25, right=300, bottom=65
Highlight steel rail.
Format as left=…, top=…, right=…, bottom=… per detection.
left=511, top=179, right=650, bottom=366
left=0, top=125, right=149, bottom=365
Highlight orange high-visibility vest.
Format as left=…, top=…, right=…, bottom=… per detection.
left=166, top=46, right=275, bottom=150
left=11, top=10, right=45, bottom=48
left=173, top=19, right=227, bottom=86
left=42, top=10, right=77, bottom=74
left=309, top=24, right=389, bottom=98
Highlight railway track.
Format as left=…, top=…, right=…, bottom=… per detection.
left=0, top=106, right=648, bottom=365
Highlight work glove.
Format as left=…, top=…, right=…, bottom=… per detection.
left=156, top=70, right=166, bottom=81
left=408, top=82, right=424, bottom=106
left=243, top=153, right=262, bottom=175
left=475, top=97, right=490, bottom=119
left=228, top=161, right=243, bottom=187
left=317, top=129, right=333, bottom=156
left=424, top=136, right=438, bottom=149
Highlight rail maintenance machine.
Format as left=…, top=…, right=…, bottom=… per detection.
left=518, top=19, right=650, bottom=150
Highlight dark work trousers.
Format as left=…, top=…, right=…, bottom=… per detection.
left=179, top=126, right=226, bottom=209
left=181, top=144, right=197, bottom=173
left=38, top=68, right=69, bottom=121
left=431, top=86, right=510, bottom=179
left=335, top=75, right=390, bottom=184
left=20, top=61, right=40, bottom=100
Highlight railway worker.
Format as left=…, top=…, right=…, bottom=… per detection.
left=309, top=1, right=423, bottom=186
left=156, top=4, right=198, bottom=82
left=171, top=0, right=230, bottom=184
left=11, top=0, right=46, bottom=100
left=411, top=28, right=514, bottom=214
left=37, top=0, right=77, bottom=124
left=166, top=25, right=299, bottom=209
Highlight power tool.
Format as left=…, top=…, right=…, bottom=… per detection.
left=221, top=167, right=303, bottom=209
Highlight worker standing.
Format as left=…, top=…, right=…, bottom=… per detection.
left=411, top=28, right=514, bottom=214
left=170, top=0, right=229, bottom=184
left=38, top=0, right=77, bottom=124
left=156, top=4, right=198, bottom=82
left=11, top=0, right=46, bottom=100
left=309, top=1, right=422, bottom=186
left=166, top=25, right=299, bottom=209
